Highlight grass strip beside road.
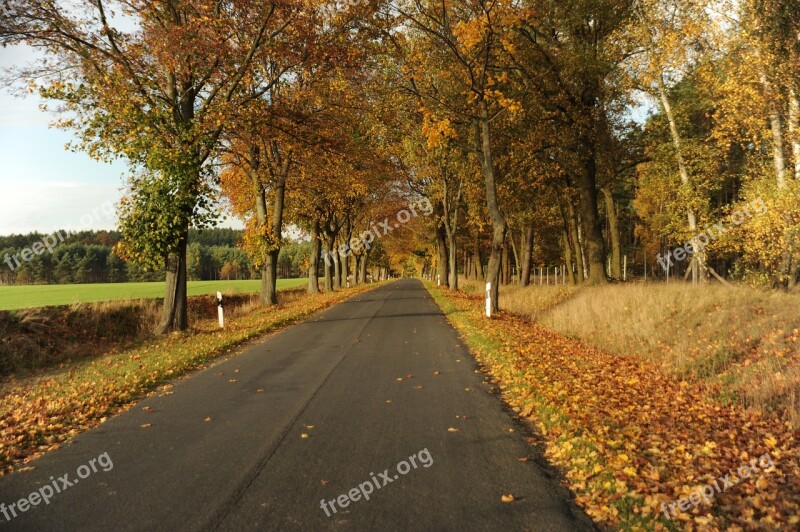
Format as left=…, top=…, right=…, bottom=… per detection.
left=425, top=282, right=800, bottom=530
left=0, top=278, right=309, bottom=311
left=0, top=283, right=382, bottom=475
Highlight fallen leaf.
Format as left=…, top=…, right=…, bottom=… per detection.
left=501, top=494, right=516, bottom=503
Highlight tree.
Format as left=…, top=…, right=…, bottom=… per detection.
left=4, top=1, right=297, bottom=333
left=395, top=0, right=522, bottom=311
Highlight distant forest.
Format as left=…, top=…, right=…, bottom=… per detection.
left=0, top=228, right=311, bottom=285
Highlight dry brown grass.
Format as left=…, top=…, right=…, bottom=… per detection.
left=499, top=281, right=800, bottom=424
left=0, top=290, right=306, bottom=376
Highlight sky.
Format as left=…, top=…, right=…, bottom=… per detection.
left=0, top=43, right=243, bottom=237
left=0, top=45, right=129, bottom=236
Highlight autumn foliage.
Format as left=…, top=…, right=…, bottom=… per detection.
left=428, top=284, right=800, bottom=528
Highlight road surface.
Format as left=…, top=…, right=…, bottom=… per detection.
left=0, top=279, right=592, bottom=531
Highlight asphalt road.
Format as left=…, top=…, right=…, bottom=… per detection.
left=0, top=279, right=592, bottom=531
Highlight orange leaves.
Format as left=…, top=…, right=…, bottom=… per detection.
left=430, top=285, right=800, bottom=529
left=452, top=19, right=488, bottom=52
left=421, top=113, right=457, bottom=149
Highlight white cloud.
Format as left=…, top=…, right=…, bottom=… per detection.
left=0, top=180, right=122, bottom=234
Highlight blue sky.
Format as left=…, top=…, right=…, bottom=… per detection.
left=0, top=45, right=128, bottom=235
left=0, top=43, right=244, bottom=236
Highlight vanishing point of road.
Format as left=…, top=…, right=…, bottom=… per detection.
left=0, top=279, right=593, bottom=531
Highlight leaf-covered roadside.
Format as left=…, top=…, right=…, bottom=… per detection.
left=427, top=284, right=800, bottom=530
left=0, top=284, right=382, bottom=476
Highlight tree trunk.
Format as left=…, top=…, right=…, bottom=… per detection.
left=758, top=66, right=787, bottom=189
left=561, top=229, right=576, bottom=285
left=265, top=159, right=288, bottom=305
left=477, top=101, right=506, bottom=312
left=308, top=222, right=321, bottom=294
left=441, top=166, right=463, bottom=290
left=323, top=237, right=334, bottom=292
left=657, top=75, right=705, bottom=283
left=249, top=156, right=272, bottom=304
left=508, top=227, right=521, bottom=284
left=436, top=219, right=449, bottom=287
left=472, top=233, right=483, bottom=280
left=156, top=233, right=189, bottom=334
left=566, top=196, right=584, bottom=283
left=789, top=87, right=800, bottom=181
left=360, top=249, right=369, bottom=283
left=576, top=140, right=607, bottom=285
left=263, top=250, right=279, bottom=306
left=601, top=187, right=622, bottom=280
left=447, top=235, right=458, bottom=290
left=353, top=253, right=362, bottom=285
left=342, top=219, right=352, bottom=287
left=520, top=221, right=534, bottom=286
left=503, top=243, right=512, bottom=284
left=757, top=63, right=792, bottom=287
left=333, top=246, right=341, bottom=290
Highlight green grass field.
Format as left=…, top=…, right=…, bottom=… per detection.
left=0, top=279, right=308, bottom=311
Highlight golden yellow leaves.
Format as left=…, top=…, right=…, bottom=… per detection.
left=429, top=285, right=800, bottom=529
left=421, top=114, right=457, bottom=149
left=486, top=90, right=523, bottom=116
left=452, top=19, right=488, bottom=52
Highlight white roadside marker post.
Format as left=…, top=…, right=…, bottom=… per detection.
left=623, top=255, right=627, bottom=281
left=485, top=282, right=492, bottom=318
left=217, top=291, right=225, bottom=329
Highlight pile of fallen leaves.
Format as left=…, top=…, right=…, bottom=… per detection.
left=0, top=284, right=380, bottom=476
left=429, top=285, right=800, bottom=530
